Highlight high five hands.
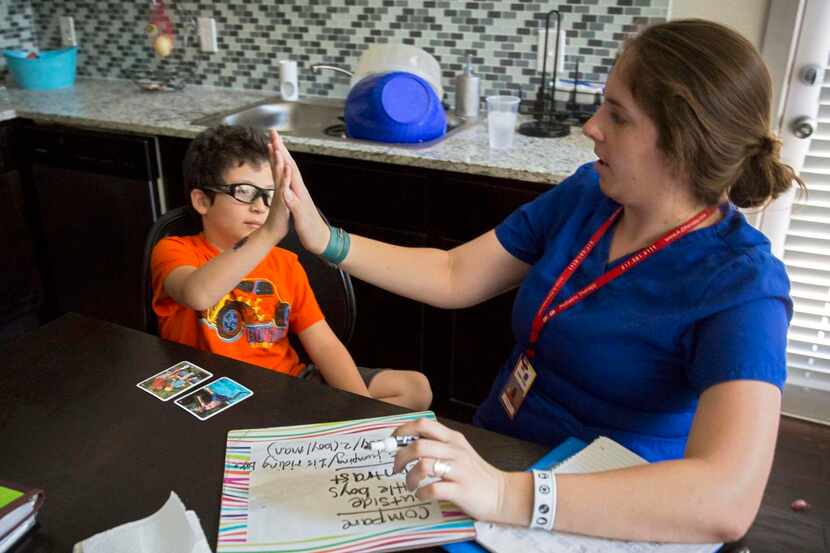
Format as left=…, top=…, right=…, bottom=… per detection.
left=262, top=129, right=292, bottom=242
left=268, top=129, right=331, bottom=254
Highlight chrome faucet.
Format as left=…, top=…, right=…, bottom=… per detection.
left=310, top=64, right=354, bottom=78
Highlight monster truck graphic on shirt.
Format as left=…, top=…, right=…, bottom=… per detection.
left=202, top=278, right=290, bottom=347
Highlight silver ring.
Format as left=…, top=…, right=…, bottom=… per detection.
left=433, top=459, right=452, bottom=479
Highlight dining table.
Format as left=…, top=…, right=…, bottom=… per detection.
left=0, top=313, right=546, bottom=552
left=1, top=313, right=827, bottom=553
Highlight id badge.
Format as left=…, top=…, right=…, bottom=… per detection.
left=499, top=353, right=537, bottom=419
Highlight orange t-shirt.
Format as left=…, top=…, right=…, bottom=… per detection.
left=151, top=234, right=324, bottom=376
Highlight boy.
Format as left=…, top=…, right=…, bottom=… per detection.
left=151, top=125, right=432, bottom=410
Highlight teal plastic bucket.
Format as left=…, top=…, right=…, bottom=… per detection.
left=3, top=47, right=78, bottom=90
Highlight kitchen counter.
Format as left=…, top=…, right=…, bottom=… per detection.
left=4, top=78, right=596, bottom=184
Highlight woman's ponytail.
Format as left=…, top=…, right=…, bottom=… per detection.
left=729, top=135, right=805, bottom=209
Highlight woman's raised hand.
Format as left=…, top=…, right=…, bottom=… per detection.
left=268, top=129, right=331, bottom=254
left=264, top=130, right=292, bottom=242
left=391, top=418, right=510, bottom=523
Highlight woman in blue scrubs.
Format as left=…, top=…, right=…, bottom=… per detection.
left=275, top=19, right=803, bottom=544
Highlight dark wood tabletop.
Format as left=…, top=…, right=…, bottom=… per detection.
left=2, top=313, right=828, bottom=552
left=739, top=415, right=830, bottom=553
left=0, top=313, right=546, bottom=552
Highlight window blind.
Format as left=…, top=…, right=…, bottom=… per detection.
left=781, top=63, right=830, bottom=424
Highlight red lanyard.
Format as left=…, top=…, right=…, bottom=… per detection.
left=526, top=205, right=718, bottom=357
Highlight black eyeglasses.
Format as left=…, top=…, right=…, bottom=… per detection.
left=203, top=183, right=275, bottom=207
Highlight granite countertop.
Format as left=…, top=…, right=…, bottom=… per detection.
left=2, top=79, right=596, bottom=184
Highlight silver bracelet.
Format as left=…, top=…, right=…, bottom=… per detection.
left=530, top=469, right=557, bottom=531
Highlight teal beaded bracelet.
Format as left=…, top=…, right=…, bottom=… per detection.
left=320, top=225, right=351, bottom=265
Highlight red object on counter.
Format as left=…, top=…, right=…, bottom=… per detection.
left=149, top=0, right=175, bottom=37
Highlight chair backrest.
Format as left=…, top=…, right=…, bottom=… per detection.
left=141, top=207, right=356, bottom=353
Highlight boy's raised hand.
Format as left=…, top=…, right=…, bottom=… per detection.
left=269, top=129, right=331, bottom=255
left=265, top=130, right=292, bottom=242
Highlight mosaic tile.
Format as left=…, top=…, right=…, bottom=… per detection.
left=4, top=0, right=668, bottom=100
left=1, top=0, right=37, bottom=72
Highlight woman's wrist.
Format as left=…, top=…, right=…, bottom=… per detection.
left=529, top=469, right=557, bottom=531
left=492, top=472, right=534, bottom=526
left=310, top=220, right=331, bottom=255
left=320, top=225, right=351, bottom=265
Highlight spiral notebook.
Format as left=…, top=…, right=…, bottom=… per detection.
left=217, top=411, right=475, bottom=553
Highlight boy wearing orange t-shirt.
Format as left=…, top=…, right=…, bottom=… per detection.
left=151, top=125, right=432, bottom=410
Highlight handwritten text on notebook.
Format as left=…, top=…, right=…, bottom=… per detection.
left=218, top=413, right=474, bottom=553
left=235, top=433, right=442, bottom=538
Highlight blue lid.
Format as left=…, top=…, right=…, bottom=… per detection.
left=380, top=75, right=431, bottom=123
left=345, top=71, right=447, bottom=144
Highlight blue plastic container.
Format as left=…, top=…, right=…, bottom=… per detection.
left=3, top=47, right=78, bottom=90
left=345, top=71, right=446, bottom=144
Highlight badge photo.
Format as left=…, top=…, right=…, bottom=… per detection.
left=499, top=354, right=537, bottom=419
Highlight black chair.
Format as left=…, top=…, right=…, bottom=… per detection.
left=140, top=207, right=356, bottom=355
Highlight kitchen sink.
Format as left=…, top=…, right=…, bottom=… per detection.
left=191, top=97, right=475, bottom=149
left=200, top=98, right=345, bottom=134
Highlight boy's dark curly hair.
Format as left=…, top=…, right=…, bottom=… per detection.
left=183, top=125, right=270, bottom=206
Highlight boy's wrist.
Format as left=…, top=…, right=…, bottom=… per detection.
left=260, top=220, right=289, bottom=244
left=240, top=225, right=284, bottom=252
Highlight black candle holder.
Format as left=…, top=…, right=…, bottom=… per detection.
left=518, top=9, right=570, bottom=138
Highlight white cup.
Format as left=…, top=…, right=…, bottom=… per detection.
left=279, top=60, right=299, bottom=101
left=486, top=95, right=520, bottom=149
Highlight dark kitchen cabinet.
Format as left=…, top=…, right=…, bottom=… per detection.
left=295, top=153, right=547, bottom=421
left=334, top=222, right=427, bottom=373
left=294, top=153, right=430, bottom=375
left=18, top=123, right=162, bottom=331
left=428, top=175, right=540, bottom=418
left=158, top=137, right=548, bottom=422
left=158, top=134, right=190, bottom=209
left=0, top=120, right=43, bottom=340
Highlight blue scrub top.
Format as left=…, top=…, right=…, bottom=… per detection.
left=474, top=163, right=791, bottom=462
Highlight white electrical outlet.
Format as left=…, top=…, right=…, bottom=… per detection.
left=536, top=28, right=565, bottom=75
left=59, top=16, right=76, bottom=47
left=198, top=17, right=218, bottom=53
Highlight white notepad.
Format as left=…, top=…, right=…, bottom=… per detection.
left=475, top=437, right=721, bottom=553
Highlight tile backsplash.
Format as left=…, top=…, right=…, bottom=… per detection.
left=1, top=0, right=37, bottom=67
left=7, top=0, right=669, bottom=101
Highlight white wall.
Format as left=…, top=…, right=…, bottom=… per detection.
left=670, top=0, right=771, bottom=47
